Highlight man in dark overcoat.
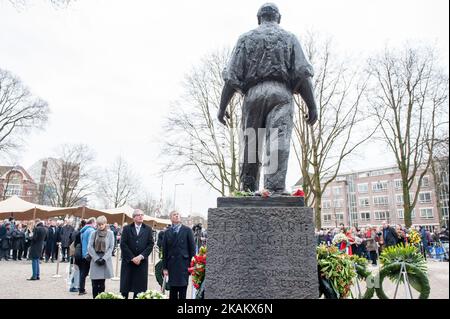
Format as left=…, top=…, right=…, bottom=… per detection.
left=382, top=220, right=398, bottom=248
left=45, top=219, right=59, bottom=262
left=120, top=209, right=154, bottom=298
left=60, top=219, right=74, bottom=262
left=0, top=221, right=12, bottom=261
left=163, top=211, right=195, bottom=300
left=28, top=219, right=47, bottom=280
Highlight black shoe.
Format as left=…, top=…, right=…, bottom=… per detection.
left=69, top=288, right=79, bottom=292
left=27, top=277, right=38, bottom=281
left=18, top=258, right=22, bottom=261
left=78, top=291, right=87, bottom=295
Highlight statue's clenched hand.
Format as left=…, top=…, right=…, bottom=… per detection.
left=217, top=110, right=230, bottom=127
left=306, top=107, right=318, bottom=126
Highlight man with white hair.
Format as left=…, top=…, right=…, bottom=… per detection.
left=120, top=209, right=154, bottom=299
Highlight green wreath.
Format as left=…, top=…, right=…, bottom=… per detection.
left=155, top=260, right=170, bottom=291
left=375, top=262, right=430, bottom=299
left=354, top=263, right=375, bottom=299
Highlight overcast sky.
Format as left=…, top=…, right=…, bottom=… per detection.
left=0, top=0, right=448, bottom=217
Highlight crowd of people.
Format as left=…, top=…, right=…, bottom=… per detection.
left=315, top=221, right=450, bottom=265
left=0, top=210, right=199, bottom=300
left=0, top=217, right=122, bottom=263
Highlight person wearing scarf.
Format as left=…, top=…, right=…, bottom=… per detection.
left=87, top=216, right=115, bottom=299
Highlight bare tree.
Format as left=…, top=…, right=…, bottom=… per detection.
left=98, top=156, right=140, bottom=208
left=161, top=49, right=241, bottom=196
left=0, top=68, right=49, bottom=154
left=293, top=33, right=378, bottom=228
left=430, top=133, right=449, bottom=227
left=368, top=45, right=449, bottom=228
left=7, top=0, right=75, bottom=9
left=134, top=192, right=159, bottom=217
left=46, top=144, right=95, bottom=207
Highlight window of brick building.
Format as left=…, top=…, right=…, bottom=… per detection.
left=419, top=208, right=433, bottom=219
left=359, top=197, right=370, bottom=207
left=360, top=212, right=371, bottom=221
left=373, top=196, right=389, bottom=206
left=372, top=181, right=388, bottom=192
left=419, top=192, right=432, bottom=204
left=357, top=183, right=368, bottom=193
left=374, top=211, right=390, bottom=220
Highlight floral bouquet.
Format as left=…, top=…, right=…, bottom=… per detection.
left=136, top=290, right=167, bottom=299
left=291, top=189, right=305, bottom=197
left=95, top=292, right=124, bottom=299
left=407, top=229, right=421, bottom=245
left=332, top=233, right=349, bottom=245
left=188, top=246, right=206, bottom=290
left=333, top=233, right=350, bottom=252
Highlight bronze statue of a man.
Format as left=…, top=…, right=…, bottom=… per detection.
left=217, top=3, right=318, bottom=194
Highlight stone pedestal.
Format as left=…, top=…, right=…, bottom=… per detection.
left=205, top=197, right=318, bottom=299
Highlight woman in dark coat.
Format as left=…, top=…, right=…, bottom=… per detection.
left=11, top=223, right=25, bottom=260
left=23, top=222, right=33, bottom=259
left=28, top=220, right=47, bottom=280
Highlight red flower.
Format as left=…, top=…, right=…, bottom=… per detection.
left=190, top=246, right=207, bottom=288
left=261, top=189, right=271, bottom=198
left=292, top=189, right=305, bottom=197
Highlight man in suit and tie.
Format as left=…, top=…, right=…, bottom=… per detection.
left=163, top=210, right=196, bottom=300
left=45, top=219, right=59, bottom=262
left=120, top=209, right=154, bottom=299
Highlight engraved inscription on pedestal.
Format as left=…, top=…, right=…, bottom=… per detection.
left=205, top=199, right=318, bottom=299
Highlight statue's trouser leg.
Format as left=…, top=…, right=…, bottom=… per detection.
left=239, top=90, right=265, bottom=192
left=263, top=100, right=294, bottom=192
left=240, top=81, right=293, bottom=192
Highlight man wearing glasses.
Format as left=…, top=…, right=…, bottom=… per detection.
left=119, top=209, right=154, bottom=298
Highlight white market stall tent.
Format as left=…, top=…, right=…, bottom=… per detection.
left=0, top=196, right=171, bottom=230
left=0, top=195, right=79, bottom=220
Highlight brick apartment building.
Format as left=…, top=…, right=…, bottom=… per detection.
left=0, top=165, right=38, bottom=203
left=28, top=158, right=84, bottom=206
left=295, top=164, right=449, bottom=229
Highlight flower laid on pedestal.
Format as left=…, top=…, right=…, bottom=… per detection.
left=291, top=189, right=305, bottom=197
left=231, top=190, right=254, bottom=197
left=188, top=246, right=206, bottom=298
left=136, top=290, right=167, bottom=299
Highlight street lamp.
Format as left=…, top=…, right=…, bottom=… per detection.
left=173, top=183, right=184, bottom=210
